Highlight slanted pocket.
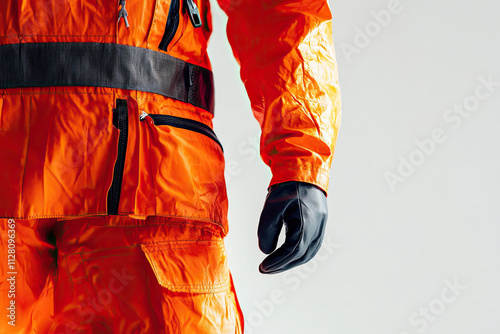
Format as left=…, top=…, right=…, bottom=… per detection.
left=140, top=239, right=230, bottom=293
left=138, top=109, right=229, bottom=233
left=140, top=111, right=223, bottom=151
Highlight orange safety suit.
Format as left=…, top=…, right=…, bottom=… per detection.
left=0, top=0, right=341, bottom=333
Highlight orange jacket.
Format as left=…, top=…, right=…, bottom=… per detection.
left=0, top=0, right=341, bottom=235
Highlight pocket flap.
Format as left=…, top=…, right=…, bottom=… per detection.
left=140, top=239, right=230, bottom=293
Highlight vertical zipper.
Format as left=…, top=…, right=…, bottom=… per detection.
left=107, top=99, right=129, bottom=215
left=159, top=0, right=180, bottom=51
left=159, top=0, right=202, bottom=51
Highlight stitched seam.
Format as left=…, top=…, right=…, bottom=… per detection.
left=20, top=34, right=116, bottom=37
left=141, top=239, right=223, bottom=247
left=146, top=0, right=161, bottom=49
left=62, top=239, right=219, bottom=258
left=0, top=91, right=211, bottom=114
left=98, top=221, right=222, bottom=234
left=81, top=252, right=138, bottom=260
left=1, top=91, right=116, bottom=97
left=144, top=243, right=223, bottom=251
left=19, top=96, right=31, bottom=214
left=145, top=120, right=158, bottom=214
left=159, top=283, right=229, bottom=288
left=0, top=213, right=224, bottom=229
left=42, top=102, right=56, bottom=212
left=0, top=212, right=108, bottom=219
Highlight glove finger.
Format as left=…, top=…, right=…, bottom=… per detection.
left=259, top=227, right=325, bottom=274
left=259, top=199, right=327, bottom=274
left=258, top=181, right=329, bottom=274
left=257, top=189, right=288, bottom=254
left=257, top=211, right=283, bottom=254
left=258, top=213, right=305, bottom=273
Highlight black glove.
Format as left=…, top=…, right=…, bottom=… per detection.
left=258, top=181, right=328, bottom=274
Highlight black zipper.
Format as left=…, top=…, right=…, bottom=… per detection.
left=140, top=111, right=223, bottom=152
left=107, top=99, right=129, bottom=215
left=159, top=0, right=180, bottom=51
left=159, top=0, right=202, bottom=51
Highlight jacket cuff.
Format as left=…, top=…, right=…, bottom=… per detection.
left=268, top=163, right=331, bottom=196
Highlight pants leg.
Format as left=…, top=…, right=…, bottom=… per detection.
left=0, top=218, right=58, bottom=334
left=49, top=215, right=244, bottom=334
left=1, top=216, right=244, bottom=334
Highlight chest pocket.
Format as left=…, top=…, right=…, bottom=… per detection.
left=16, top=0, right=165, bottom=47
left=18, top=0, right=117, bottom=39
left=147, top=0, right=203, bottom=52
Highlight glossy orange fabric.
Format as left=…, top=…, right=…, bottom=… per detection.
left=219, top=0, right=342, bottom=192
left=0, top=0, right=340, bottom=227
left=0, top=0, right=340, bottom=332
left=0, top=216, right=244, bottom=333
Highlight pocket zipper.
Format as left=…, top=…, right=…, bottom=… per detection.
left=159, top=0, right=202, bottom=51
left=140, top=111, right=223, bottom=152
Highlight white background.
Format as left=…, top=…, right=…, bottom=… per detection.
left=207, top=0, right=500, bottom=333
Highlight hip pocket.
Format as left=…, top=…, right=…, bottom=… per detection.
left=141, top=239, right=230, bottom=293
left=140, top=239, right=242, bottom=333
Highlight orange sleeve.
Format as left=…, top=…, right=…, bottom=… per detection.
left=216, top=0, right=342, bottom=194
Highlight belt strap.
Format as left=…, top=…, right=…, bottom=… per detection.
left=0, top=42, right=214, bottom=114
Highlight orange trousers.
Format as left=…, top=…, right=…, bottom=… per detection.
left=0, top=216, right=244, bottom=333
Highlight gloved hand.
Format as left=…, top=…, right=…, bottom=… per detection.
left=258, top=181, right=328, bottom=274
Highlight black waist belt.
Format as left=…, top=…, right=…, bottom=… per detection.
left=0, top=42, right=214, bottom=114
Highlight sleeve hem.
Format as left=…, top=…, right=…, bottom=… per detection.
left=268, top=164, right=331, bottom=196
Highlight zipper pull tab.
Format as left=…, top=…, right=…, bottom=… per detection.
left=185, top=0, right=202, bottom=28
left=118, top=0, right=130, bottom=28
left=140, top=111, right=149, bottom=121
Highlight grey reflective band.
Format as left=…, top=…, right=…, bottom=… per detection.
left=0, top=42, right=214, bottom=113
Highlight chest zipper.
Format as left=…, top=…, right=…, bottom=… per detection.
left=186, top=0, right=202, bottom=28
left=140, top=111, right=223, bottom=152
left=159, top=0, right=202, bottom=51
